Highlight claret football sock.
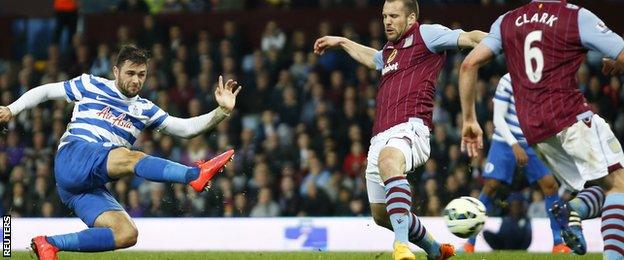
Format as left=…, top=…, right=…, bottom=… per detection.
left=384, top=176, right=411, bottom=244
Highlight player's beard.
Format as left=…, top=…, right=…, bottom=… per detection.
left=119, top=81, right=140, bottom=98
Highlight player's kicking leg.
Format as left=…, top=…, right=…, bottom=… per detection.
left=107, top=147, right=235, bottom=192
left=371, top=146, right=454, bottom=260
left=31, top=142, right=234, bottom=259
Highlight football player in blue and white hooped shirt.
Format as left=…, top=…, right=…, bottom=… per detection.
left=1, top=45, right=240, bottom=258
left=462, top=74, right=570, bottom=253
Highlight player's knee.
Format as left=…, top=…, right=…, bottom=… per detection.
left=538, top=175, right=559, bottom=196
left=378, top=151, right=404, bottom=177
left=114, top=224, right=138, bottom=248
left=115, top=148, right=146, bottom=172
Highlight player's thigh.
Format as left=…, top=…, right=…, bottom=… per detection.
left=483, top=141, right=516, bottom=185
left=522, top=144, right=551, bottom=184
left=58, top=186, right=125, bottom=227
left=534, top=138, right=585, bottom=192
left=365, top=136, right=384, bottom=186
left=107, top=147, right=146, bottom=179
left=54, top=142, right=120, bottom=192
left=383, top=121, right=431, bottom=172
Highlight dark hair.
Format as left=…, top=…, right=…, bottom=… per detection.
left=386, top=0, right=419, bottom=19
left=116, top=45, right=150, bottom=67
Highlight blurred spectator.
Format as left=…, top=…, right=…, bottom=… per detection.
left=53, top=0, right=78, bottom=47
left=261, top=21, right=287, bottom=52
left=90, top=44, right=111, bottom=77
left=250, top=187, right=280, bottom=217
left=527, top=190, right=547, bottom=218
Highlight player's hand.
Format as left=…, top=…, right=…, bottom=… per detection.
left=0, top=106, right=12, bottom=123
left=313, top=36, right=344, bottom=55
left=214, top=75, right=242, bottom=114
left=461, top=119, right=483, bottom=158
left=511, top=143, right=528, bottom=167
left=602, top=58, right=624, bottom=76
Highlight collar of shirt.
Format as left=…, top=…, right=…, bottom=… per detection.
left=386, top=22, right=419, bottom=50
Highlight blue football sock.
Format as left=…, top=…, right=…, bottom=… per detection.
left=47, top=227, right=116, bottom=252
left=134, top=156, right=199, bottom=184
left=544, top=193, right=563, bottom=245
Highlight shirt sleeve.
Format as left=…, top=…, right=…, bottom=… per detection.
left=578, top=8, right=624, bottom=60
left=144, top=101, right=170, bottom=131
left=419, top=24, right=464, bottom=53
left=7, top=82, right=67, bottom=116
left=159, top=107, right=229, bottom=138
left=373, top=50, right=384, bottom=70
left=481, top=14, right=505, bottom=55
left=62, top=75, right=89, bottom=102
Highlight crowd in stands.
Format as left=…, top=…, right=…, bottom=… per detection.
left=1, top=6, right=623, bottom=220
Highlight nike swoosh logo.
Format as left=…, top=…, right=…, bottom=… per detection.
left=95, top=96, right=107, bottom=101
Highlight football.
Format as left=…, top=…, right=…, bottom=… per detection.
left=443, top=196, right=487, bottom=238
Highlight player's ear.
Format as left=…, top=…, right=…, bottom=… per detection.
left=113, top=65, right=119, bottom=78
left=408, top=12, right=416, bottom=25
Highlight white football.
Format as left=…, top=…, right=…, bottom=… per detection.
left=443, top=196, right=486, bottom=238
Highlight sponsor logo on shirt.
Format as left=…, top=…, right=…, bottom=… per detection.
left=96, top=106, right=133, bottom=129
left=382, top=62, right=399, bottom=76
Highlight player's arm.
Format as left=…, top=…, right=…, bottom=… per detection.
left=420, top=24, right=486, bottom=52
left=491, top=76, right=528, bottom=166
left=159, top=76, right=241, bottom=138
left=0, top=82, right=68, bottom=122
left=492, top=82, right=517, bottom=146
left=458, top=15, right=504, bottom=157
left=577, top=8, right=624, bottom=75
left=313, top=36, right=379, bottom=69
left=457, top=30, right=488, bottom=49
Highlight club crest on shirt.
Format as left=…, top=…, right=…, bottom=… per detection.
left=129, top=104, right=143, bottom=116
left=595, top=21, right=611, bottom=34
left=387, top=49, right=398, bottom=64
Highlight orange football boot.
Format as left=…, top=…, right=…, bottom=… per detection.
left=31, top=236, right=59, bottom=260
left=189, top=149, right=235, bottom=192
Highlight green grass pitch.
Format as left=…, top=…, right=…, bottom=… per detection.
left=13, top=251, right=602, bottom=259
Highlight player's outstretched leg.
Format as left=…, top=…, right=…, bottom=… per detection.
left=537, top=175, right=571, bottom=253
left=551, top=186, right=605, bottom=255
left=111, top=147, right=234, bottom=192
